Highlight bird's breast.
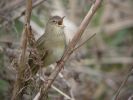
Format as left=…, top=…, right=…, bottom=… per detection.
left=51, top=31, right=66, bottom=60
left=38, top=29, right=66, bottom=66
left=53, top=46, right=65, bottom=61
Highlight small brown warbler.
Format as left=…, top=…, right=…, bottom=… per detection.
left=31, top=16, right=66, bottom=74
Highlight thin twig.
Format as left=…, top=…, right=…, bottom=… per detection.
left=0, top=0, right=47, bottom=28
left=35, top=74, right=75, bottom=100
left=114, top=66, right=133, bottom=100
left=14, top=0, right=47, bottom=20
left=0, top=0, right=25, bottom=12
left=51, top=85, right=75, bottom=100
left=38, top=0, right=103, bottom=99
left=33, top=89, right=41, bottom=100
left=0, top=0, right=38, bottom=13
left=73, top=33, right=96, bottom=51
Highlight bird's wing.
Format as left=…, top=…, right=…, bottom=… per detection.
left=36, top=34, right=46, bottom=47
left=36, top=32, right=51, bottom=58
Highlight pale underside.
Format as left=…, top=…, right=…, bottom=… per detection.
left=36, top=26, right=66, bottom=67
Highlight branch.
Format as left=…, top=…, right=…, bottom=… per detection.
left=0, top=0, right=47, bottom=28
left=38, top=0, right=103, bottom=99
left=114, top=66, right=133, bottom=100
left=11, top=0, right=32, bottom=100
left=14, top=0, right=47, bottom=20
left=73, top=33, right=96, bottom=51
left=34, top=74, right=75, bottom=100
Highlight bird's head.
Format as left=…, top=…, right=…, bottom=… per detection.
left=46, top=16, right=65, bottom=29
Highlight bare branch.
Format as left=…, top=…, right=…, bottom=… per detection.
left=11, top=0, right=33, bottom=100
left=73, top=33, right=96, bottom=51
left=38, top=0, right=103, bottom=99
left=34, top=74, right=75, bottom=100
left=114, top=66, right=133, bottom=100
left=0, top=0, right=47, bottom=28
left=14, top=0, right=47, bottom=20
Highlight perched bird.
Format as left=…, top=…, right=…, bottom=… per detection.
left=30, top=16, right=66, bottom=74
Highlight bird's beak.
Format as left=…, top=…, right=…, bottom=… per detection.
left=62, top=16, right=65, bottom=20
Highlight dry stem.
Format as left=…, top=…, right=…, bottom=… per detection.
left=11, top=0, right=32, bottom=100
left=38, top=0, right=103, bottom=99
left=114, top=66, right=133, bottom=100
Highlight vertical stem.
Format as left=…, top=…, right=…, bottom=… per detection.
left=11, top=0, right=32, bottom=100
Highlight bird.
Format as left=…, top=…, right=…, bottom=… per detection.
left=30, top=16, right=66, bottom=75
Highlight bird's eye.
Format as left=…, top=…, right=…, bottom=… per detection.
left=52, top=20, right=56, bottom=23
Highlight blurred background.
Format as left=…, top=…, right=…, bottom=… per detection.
left=0, top=0, right=133, bottom=100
